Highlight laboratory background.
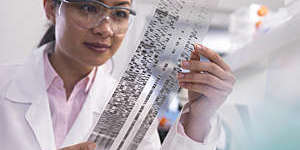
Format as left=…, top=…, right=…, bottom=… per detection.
left=1, top=0, right=300, bottom=150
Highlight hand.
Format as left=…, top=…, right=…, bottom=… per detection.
left=59, top=142, right=96, bottom=150
left=177, top=44, right=236, bottom=142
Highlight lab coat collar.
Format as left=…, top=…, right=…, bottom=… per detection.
left=5, top=43, right=52, bottom=103
left=5, top=42, right=57, bottom=150
left=5, top=42, right=117, bottom=149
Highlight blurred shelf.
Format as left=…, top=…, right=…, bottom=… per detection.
left=223, top=12, right=300, bottom=73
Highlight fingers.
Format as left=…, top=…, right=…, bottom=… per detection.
left=60, top=142, right=96, bottom=150
left=179, top=82, right=232, bottom=100
left=182, top=44, right=236, bottom=85
left=181, top=60, right=234, bottom=82
left=178, top=43, right=235, bottom=100
left=194, top=44, right=232, bottom=72
left=190, top=44, right=201, bottom=60
left=177, top=73, right=232, bottom=90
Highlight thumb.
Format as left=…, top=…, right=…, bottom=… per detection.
left=87, top=142, right=97, bottom=150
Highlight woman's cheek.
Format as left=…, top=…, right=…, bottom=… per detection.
left=111, top=34, right=126, bottom=54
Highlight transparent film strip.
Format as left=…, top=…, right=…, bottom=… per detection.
left=88, top=0, right=216, bottom=149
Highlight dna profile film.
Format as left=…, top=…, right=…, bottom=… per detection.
left=87, top=0, right=218, bottom=149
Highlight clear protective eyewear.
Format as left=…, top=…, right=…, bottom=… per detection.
left=58, top=0, right=136, bottom=34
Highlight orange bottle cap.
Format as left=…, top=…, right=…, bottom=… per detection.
left=256, top=21, right=262, bottom=29
left=258, top=5, right=268, bottom=17
left=159, top=117, right=168, bottom=126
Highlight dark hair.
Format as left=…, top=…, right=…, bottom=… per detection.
left=38, top=24, right=55, bottom=47
left=38, top=0, right=60, bottom=47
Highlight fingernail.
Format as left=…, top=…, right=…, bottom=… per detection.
left=195, top=44, right=200, bottom=49
left=193, top=44, right=198, bottom=49
left=182, top=61, right=190, bottom=68
left=177, top=73, right=184, bottom=79
left=88, top=143, right=96, bottom=150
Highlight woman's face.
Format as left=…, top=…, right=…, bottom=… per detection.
left=51, top=0, right=132, bottom=67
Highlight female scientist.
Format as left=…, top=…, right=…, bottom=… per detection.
left=0, top=0, right=235, bottom=150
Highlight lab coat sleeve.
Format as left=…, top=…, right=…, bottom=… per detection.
left=161, top=106, right=221, bottom=150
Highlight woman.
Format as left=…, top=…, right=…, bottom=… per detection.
left=0, top=0, right=235, bottom=150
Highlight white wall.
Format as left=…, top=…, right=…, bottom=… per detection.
left=0, top=0, right=285, bottom=64
left=0, top=0, right=47, bottom=63
left=218, top=0, right=284, bottom=10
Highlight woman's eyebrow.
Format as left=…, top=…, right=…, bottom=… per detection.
left=113, top=1, right=131, bottom=6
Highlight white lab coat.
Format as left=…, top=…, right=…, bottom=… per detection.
left=0, top=43, right=220, bottom=150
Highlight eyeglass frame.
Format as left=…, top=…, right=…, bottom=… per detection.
left=58, top=0, right=137, bottom=16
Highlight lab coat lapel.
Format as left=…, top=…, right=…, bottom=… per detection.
left=25, top=95, right=56, bottom=150
left=5, top=43, right=56, bottom=150
left=61, top=60, right=117, bottom=148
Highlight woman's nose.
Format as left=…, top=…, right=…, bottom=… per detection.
left=91, top=16, right=114, bottom=38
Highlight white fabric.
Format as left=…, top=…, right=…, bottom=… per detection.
left=0, top=43, right=221, bottom=150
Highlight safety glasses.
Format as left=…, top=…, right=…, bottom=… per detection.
left=58, top=0, right=136, bottom=34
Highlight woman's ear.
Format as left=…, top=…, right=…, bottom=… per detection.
left=44, top=0, right=57, bottom=24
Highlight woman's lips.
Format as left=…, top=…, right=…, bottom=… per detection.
left=83, top=42, right=111, bottom=53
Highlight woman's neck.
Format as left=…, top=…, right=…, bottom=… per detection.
left=48, top=49, right=93, bottom=99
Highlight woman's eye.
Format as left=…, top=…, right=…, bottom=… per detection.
left=114, top=10, right=129, bottom=19
left=79, top=4, right=97, bottom=13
